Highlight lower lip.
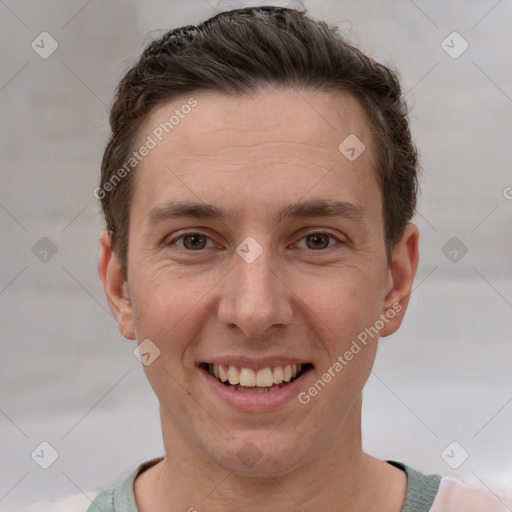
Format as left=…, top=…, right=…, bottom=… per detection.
left=199, top=367, right=312, bottom=412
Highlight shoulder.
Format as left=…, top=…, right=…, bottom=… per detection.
left=88, top=458, right=163, bottom=512
left=88, top=486, right=115, bottom=512
left=387, top=460, right=511, bottom=512
left=388, top=461, right=442, bottom=512
left=430, top=477, right=512, bottom=512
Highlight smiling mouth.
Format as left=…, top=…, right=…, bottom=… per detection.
left=201, top=363, right=313, bottom=393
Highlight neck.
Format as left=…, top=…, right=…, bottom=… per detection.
left=135, top=396, right=405, bottom=512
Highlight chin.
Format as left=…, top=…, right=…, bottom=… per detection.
left=206, top=430, right=314, bottom=478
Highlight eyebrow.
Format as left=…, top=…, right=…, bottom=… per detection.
left=147, top=199, right=367, bottom=226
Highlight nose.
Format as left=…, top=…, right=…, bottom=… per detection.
left=216, top=243, right=294, bottom=339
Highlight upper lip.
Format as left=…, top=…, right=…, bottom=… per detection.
left=199, top=357, right=312, bottom=370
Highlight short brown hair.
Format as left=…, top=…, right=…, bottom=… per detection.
left=99, top=6, right=419, bottom=276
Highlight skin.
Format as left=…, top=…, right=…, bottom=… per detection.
left=99, top=87, right=419, bottom=511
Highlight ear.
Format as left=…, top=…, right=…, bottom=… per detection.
left=379, top=223, right=419, bottom=337
left=98, top=230, right=136, bottom=340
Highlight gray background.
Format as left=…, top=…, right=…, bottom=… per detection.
left=1, top=0, right=511, bottom=510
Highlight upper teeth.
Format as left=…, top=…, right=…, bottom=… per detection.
left=210, top=364, right=301, bottom=387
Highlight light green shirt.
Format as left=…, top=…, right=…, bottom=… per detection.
left=88, top=459, right=442, bottom=511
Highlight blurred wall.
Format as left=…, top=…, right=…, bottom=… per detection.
left=1, top=1, right=511, bottom=509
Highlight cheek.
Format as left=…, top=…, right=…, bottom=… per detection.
left=128, top=267, right=222, bottom=363
left=128, top=275, right=204, bottom=408
left=299, top=266, right=385, bottom=351
left=298, top=271, right=383, bottom=425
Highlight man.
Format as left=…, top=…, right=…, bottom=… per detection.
left=91, top=6, right=508, bottom=511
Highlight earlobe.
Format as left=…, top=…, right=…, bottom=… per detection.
left=379, top=224, right=419, bottom=338
left=98, top=230, right=136, bottom=340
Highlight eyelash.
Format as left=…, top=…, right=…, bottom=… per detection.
left=166, top=230, right=342, bottom=252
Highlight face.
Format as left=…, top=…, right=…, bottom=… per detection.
left=99, top=87, right=418, bottom=477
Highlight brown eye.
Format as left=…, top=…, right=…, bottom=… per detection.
left=182, top=233, right=208, bottom=250
left=305, top=233, right=332, bottom=250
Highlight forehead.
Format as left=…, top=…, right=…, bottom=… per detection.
left=140, top=87, right=373, bottom=160
left=131, top=87, right=380, bottom=225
